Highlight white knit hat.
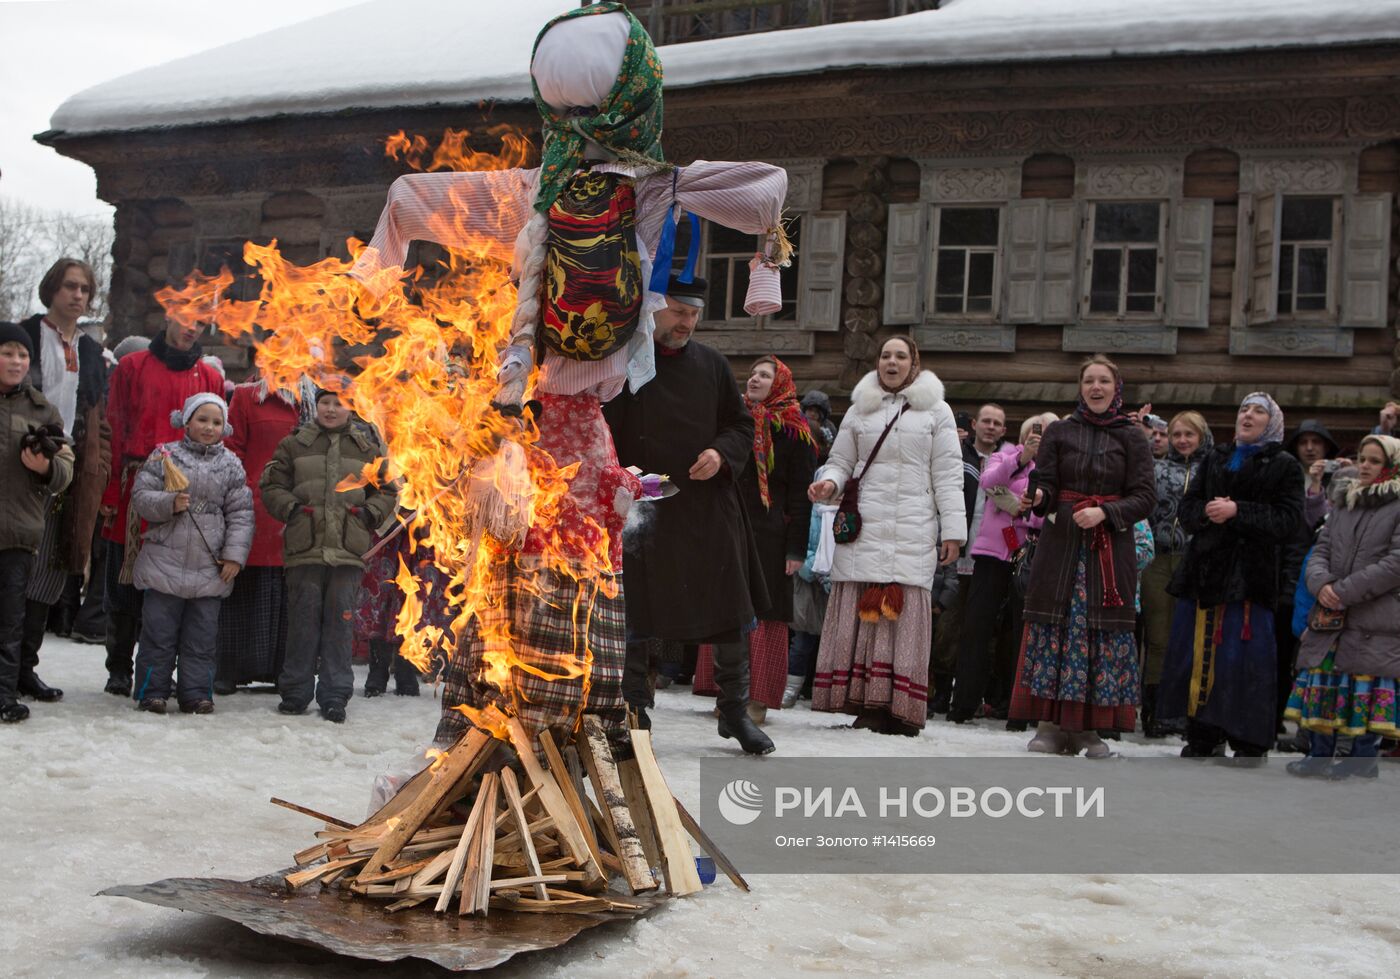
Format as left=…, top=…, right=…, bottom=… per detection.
left=169, top=392, right=232, bottom=437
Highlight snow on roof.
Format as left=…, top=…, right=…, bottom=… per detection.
left=48, top=0, right=1400, bottom=137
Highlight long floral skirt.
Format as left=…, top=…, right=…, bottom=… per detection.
left=1285, top=646, right=1398, bottom=738
left=812, top=581, right=932, bottom=730
left=1010, top=546, right=1139, bottom=732
left=692, top=619, right=789, bottom=709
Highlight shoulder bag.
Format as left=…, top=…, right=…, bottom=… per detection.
left=831, top=405, right=907, bottom=544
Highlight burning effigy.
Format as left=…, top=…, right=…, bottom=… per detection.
left=105, top=2, right=789, bottom=966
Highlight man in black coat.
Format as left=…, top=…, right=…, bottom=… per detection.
left=604, top=275, right=774, bottom=754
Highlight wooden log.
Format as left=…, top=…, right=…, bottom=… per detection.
left=359, top=728, right=496, bottom=878
left=489, top=874, right=569, bottom=891
left=499, top=767, right=550, bottom=901
left=576, top=717, right=657, bottom=893
left=629, top=731, right=703, bottom=896
left=674, top=797, right=750, bottom=893
left=434, top=772, right=495, bottom=913
left=617, top=758, right=662, bottom=871
left=505, top=717, right=604, bottom=887
left=460, top=775, right=500, bottom=917
left=538, top=730, right=607, bottom=887
left=356, top=854, right=438, bottom=886
left=269, top=797, right=354, bottom=829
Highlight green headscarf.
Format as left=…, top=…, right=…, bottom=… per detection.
left=531, top=2, right=666, bottom=214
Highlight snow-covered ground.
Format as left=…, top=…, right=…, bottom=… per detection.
left=4, top=637, right=1398, bottom=977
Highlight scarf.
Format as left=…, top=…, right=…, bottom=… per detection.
left=1344, top=434, right=1400, bottom=509
left=1074, top=372, right=1129, bottom=428
left=746, top=358, right=815, bottom=509
left=531, top=2, right=666, bottom=214
left=878, top=336, right=921, bottom=395
left=148, top=330, right=203, bottom=372
left=1229, top=391, right=1284, bottom=471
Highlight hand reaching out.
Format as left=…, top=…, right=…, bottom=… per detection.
left=689, top=448, right=723, bottom=481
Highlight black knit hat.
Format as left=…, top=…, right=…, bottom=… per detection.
left=0, top=322, right=34, bottom=358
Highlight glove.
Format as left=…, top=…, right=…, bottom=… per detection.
left=21, top=423, right=70, bottom=460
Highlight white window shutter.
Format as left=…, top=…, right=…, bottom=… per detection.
left=1166, top=198, right=1214, bottom=327
left=1341, top=192, right=1391, bottom=328
left=1041, top=200, right=1079, bottom=323
left=796, top=211, right=847, bottom=331
left=1004, top=200, right=1045, bottom=324
left=883, top=203, right=926, bottom=324
left=1246, top=192, right=1281, bottom=326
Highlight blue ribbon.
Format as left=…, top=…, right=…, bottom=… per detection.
left=647, top=210, right=702, bottom=294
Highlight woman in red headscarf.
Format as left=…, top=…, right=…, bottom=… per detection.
left=694, top=356, right=815, bottom=721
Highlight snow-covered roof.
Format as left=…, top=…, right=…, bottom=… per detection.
left=47, top=0, right=1400, bottom=137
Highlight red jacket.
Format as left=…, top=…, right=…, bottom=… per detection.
left=101, top=348, right=225, bottom=543
left=225, top=383, right=301, bottom=566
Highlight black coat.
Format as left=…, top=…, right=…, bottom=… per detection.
left=1168, top=442, right=1304, bottom=610
left=740, top=430, right=815, bottom=623
left=603, top=341, right=767, bottom=642
left=1022, top=415, right=1157, bottom=633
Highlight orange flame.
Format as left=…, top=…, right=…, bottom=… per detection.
left=155, top=128, right=615, bottom=738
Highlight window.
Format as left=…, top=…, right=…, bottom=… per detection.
left=932, top=207, right=999, bottom=315
left=1277, top=197, right=1336, bottom=316
left=671, top=217, right=802, bottom=323
left=1087, top=202, right=1162, bottom=315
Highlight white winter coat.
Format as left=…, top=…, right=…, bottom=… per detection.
left=815, top=370, right=967, bottom=588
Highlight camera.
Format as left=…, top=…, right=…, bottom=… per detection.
left=1031, top=422, right=1043, bottom=436
left=1322, top=459, right=1341, bottom=474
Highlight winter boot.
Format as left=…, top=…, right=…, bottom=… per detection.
left=1141, top=684, right=1162, bottom=737
left=393, top=650, right=421, bottom=696
left=1, top=700, right=30, bottom=723
left=364, top=640, right=392, bottom=697
left=928, top=672, right=953, bottom=716
left=1027, top=722, right=1068, bottom=754
left=712, top=640, right=774, bottom=754
left=138, top=698, right=167, bottom=714
left=747, top=701, right=768, bottom=726
left=18, top=672, right=63, bottom=703
left=104, top=612, right=139, bottom=695
left=1068, top=731, right=1113, bottom=758
left=718, top=707, right=775, bottom=755
left=1286, top=756, right=1333, bottom=778
left=781, top=674, right=804, bottom=709
left=321, top=705, right=347, bottom=723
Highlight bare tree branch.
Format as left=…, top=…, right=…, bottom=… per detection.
left=0, top=195, right=115, bottom=325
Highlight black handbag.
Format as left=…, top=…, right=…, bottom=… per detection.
left=831, top=405, right=907, bottom=544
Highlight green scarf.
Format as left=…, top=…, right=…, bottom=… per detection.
left=531, top=2, right=666, bottom=214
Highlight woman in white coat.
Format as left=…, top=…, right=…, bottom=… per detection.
left=807, top=336, right=967, bottom=734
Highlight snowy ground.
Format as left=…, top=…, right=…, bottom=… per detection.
left=4, top=637, right=1399, bottom=978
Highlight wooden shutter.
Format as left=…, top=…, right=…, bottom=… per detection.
left=883, top=203, right=927, bottom=324
left=1003, top=199, right=1045, bottom=324
left=1246, top=192, right=1281, bottom=326
left=1340, top=192, right=1391, bottom=329
left=1166, top=198, right=1214, bottom=328
left=796, top=211, right=847, bottom=331
left=1041, top=200, right=1079, bottom=323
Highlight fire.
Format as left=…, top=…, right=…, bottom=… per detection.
left=153, top=128, right=617, bottom=735
left=424, top=747, right=448, bottom=775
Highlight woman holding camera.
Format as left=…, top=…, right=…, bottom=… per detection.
left=1285, top=434, right=1400, bottom=778
left=947, top=412, right=1057, bottom=723
left=1011, top=356, right=1156, bottom=757
left=1158, top=393, right=1304, bottom=758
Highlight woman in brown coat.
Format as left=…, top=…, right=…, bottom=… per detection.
left=1011, top=355, right=1156, bottom=756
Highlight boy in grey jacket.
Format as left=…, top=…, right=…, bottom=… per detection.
left=0, top=324, right=74, bottom=723
left=131, top=393, right=253, bottom=714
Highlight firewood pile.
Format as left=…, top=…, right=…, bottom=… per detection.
left=271, top=709, right=747, bottom=917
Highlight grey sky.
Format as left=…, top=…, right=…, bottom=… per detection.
left=0, top=0, right=364, bottom=219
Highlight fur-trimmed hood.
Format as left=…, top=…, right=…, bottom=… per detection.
left=850, top=369, right=946, bottom=415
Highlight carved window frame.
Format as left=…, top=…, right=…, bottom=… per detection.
left=885, top=158, right=1022, bottom=353
left=1230, top=150, right=1391, bottom=358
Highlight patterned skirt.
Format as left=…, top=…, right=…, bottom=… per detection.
left=433, top=561, right=627, bottom=746
left=1010, top=545, right=1139, bottom=732
left=693, top=619, right=790, bottom=709
left=1285, top=647, right=1399, bottom=738
left=1158, top=598, right=1277, bottom=749
left=216, top=566, right=288, bottom=685
left=812, top=581, right=932, bottom=730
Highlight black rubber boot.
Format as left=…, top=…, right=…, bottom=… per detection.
left=364, top=640, right=391, bottom=697
left=718, top=707, right=775, bottom=755
left=392, top=647, right=420, bottom=696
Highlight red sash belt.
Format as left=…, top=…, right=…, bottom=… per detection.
left=1060, top=491, right=1124, bottom=608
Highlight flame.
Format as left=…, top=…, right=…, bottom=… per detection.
left=154, top=128, right=617, bottom=739
left=424, top=747, right=448, bottom=775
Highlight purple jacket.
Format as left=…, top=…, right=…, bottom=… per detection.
left=969, top=442, right=1043, bottom=562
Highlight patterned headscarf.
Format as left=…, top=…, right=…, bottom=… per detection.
left=531, top=3, right=665, bottom=214
left=1345, top=434, right=1400, bottom=509
left=878, top=335, right=921, bottom=394
left=746, top=357, right=815, bottom=509
left=1237, top=392, right=1285, bottom=445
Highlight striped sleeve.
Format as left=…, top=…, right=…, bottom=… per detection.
left=634, top=160, right=788, bottom=247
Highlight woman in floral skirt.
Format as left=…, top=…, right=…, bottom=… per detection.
left=1011, top=355, right=1156, bottom=757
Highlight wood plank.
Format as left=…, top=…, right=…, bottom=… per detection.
left=358, top=729, right=495, bottom=878
left=284, top=855, right=366, bottom=890
left=489, top=873, right=569, bottom=891
left=577, top=717, right=657, bottom=893
left=617, top=757, right=662, bottom=872
left=499, top=767, right=550, bottom=901
left=674, top=796, right=750, bottom=893
left=356, top=854, right=436, bottom=886
left=434, top=772, right=495, bottom=913
left=269, top=796, right=354, bottom=829
left=538, top=729, right=608, bottom=888
left=505, top=717, right=604, bottom=888
left=457, top=774, right=499, bottom=917
left=629, top=730, right=703, bottom=896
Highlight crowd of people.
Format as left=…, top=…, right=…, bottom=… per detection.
left=3, top=255, right=1398, bottom=777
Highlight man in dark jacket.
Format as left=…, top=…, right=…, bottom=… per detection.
left=11, top=259, right=111, bottom=702
left=604, top=276, right=773, bottom=754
